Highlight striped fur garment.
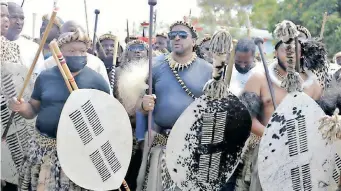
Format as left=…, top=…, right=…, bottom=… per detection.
left=203, top=30, right=232, bottom=99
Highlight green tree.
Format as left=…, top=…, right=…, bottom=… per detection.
left=250, top=0, right=278, bottom=30
left=196, top=0, right=253, bottom=36
left=267, top=0, right=341, bottom=56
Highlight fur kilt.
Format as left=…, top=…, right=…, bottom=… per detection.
left=18, top=129, right=89, bottom=191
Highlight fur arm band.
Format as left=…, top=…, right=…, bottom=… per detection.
left=239, top=92, right=263, bottom=118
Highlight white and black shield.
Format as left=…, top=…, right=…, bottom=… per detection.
left=57, top=89, right=132, bottom=190
left=1, top=62, right=36, bottom=185
left=166, top=94, right=251, bottom=191
left=258, top=92, right=336, bottom=191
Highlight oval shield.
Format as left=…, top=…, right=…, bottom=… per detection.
left=258, top=92, right=336, bottom=191
left=1, top=62, right=36, bottom=184
left=57, top=89, right=132, bottom=190
left=166, top=94, right=251, bottom=191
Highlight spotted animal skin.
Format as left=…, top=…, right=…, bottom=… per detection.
left=167, top=93, right=251, bottom=191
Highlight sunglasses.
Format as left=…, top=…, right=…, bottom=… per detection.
left=168, top=31, right=189, bottom=40
left=127, top=44, right=146, bottom=52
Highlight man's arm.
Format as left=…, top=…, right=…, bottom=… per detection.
left=240, top=73, right=265, bottom=137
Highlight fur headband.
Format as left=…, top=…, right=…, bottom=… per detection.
left=57, top=29, right=91, bottom=49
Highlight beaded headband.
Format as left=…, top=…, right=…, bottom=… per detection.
left=169, top=21, right=198, bottom=38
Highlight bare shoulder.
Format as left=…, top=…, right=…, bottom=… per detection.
left=243, top=72, right=266, bottom=95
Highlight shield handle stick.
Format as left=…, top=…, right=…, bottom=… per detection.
left=254, top=37, right=277, bottom=109
left=147, top=0, right=157, bottom=147
left=49, top=42, right=131, bottom=191
left=49, top=43, right=73, bottom=93
left=50, top=41, right=79, bottom=90
left=96, top=35, right=107, bottom=58
left=2, top=8, right=59, bottom=140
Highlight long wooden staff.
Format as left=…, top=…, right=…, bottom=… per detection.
left=147, top=0, right=157, bottom=146
left=92, top=9, right=100, bottom=54
left=49, top=44, right=73, bottom=93
left=50, top=40, right=130, bottom=191
left=254, top=37, right=277, bottom=109
left=2, top=8, right=58, bottom=140
left=83, top=0, right=90, bottom=37
left=320, top=12, right=328, bottom=39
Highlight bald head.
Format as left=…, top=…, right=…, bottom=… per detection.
left=6, top=2, right=24, bottom=40
left=61, top=20, right=86, bottom=34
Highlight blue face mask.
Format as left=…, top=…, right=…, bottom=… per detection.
left=64, top=56, right=87, bottom=72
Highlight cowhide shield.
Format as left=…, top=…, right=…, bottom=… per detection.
left=333, top=141, right=341, bottom=185
left=166, top=93, right=251, bottom=191
left=57, top=89, right=132, bottom=190
left=258, top=92, right=336, bottom=191
left=1, top=62, right=36, bottom=184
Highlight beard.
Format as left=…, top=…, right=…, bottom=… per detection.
left=277, top=58, right=287, bottom=71
left=234, top=63, right=255, bottom=74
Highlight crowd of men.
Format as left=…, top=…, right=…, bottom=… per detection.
left=1, top=1, right=341, bottom=191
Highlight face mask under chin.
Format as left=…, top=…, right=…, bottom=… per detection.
left=64, top=56, right=87, bottom=72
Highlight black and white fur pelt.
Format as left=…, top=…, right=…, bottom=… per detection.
left=318, top=75, right=341, bottom=116
left=203, top=30, right=232, bottom=99
left=300, top=39, right=331, bottom=89
left=274, top=20, right=302, bottom=92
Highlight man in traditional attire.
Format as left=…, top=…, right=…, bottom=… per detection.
left=196, top=36, right=213, bottom=64
left=8, top=29, right=110, bottom=191
left=229, top=38, right=263, bottom=96
left=125, top=21, right=212, bottom=190
left=97, top=32, right=123, bottom=73
left=153, top=32, right=169, bottom=53
left=121, top=39, right=149, bottom=65
left=6, top=2, right=45, bottom=74
left=44, top=20, right=111, bottom=94
left=235, top=23, right=326, bottom=191
left=40, top=14, right=64, bottom=59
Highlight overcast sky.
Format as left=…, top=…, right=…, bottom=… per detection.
left=7, top=0, right=200, bottom=41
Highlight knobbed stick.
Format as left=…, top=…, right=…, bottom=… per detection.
left=49, top=44, right=73, bottom=93
left=254, top=37, right=277, bottom=109
left=2, top=8, right=58, bottom=140
left=147, top=0, right=157, bottom=146
left=50, top=41, right=79, bottom=90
